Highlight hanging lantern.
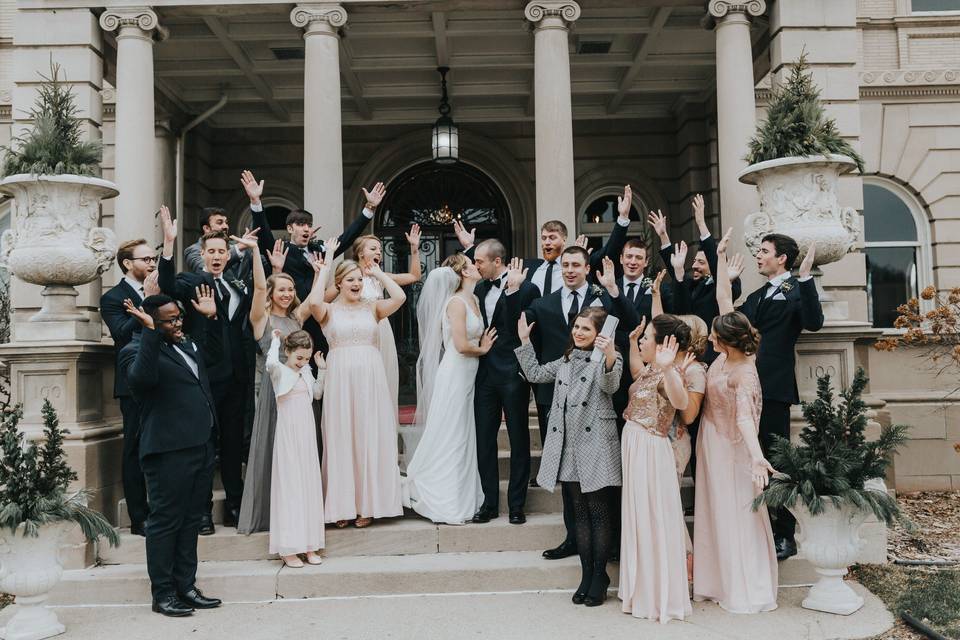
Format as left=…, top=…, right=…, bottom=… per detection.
left=432, top=66, right=459, bottom=164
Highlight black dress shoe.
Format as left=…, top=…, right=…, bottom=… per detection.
left=470, top=507, right=498, bottom=524
left=584, top=570, right=610, bottom=607
left=152, top=596, right=194, bottom=617
left=130, top=522, right=146, bottom=537
left=571, top=591, right=587, bottom=605
left=509, top=510, right=526, bottom=525
left=542, top=540, right=577, bottom=560
left=775, top=536, right=798, bottom=561
left=529, top=478, right=539, bottom=488
left=222, top=507, right=240, bottom=529
left=198, top=514, right=215, bottom=536
left=178, top=587, right=222, bottom=609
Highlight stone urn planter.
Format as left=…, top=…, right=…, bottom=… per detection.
left=738, top=154, right=860, bottom=269
left=0, top=521, right=73, bottom=640
left=0, top=174, right=118, bottom=323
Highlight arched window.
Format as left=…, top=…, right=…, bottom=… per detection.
left=862, top=179, right=931, bottom=328
left=578, top=189, right=646, bottom=256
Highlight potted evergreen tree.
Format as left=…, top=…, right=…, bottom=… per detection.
left=739, top=54, right=864, bottom=271
left=755, top=369, right=908, bottom=616
left=0, top=401, right=119, bottom=640
left=0, top=62, right=117, bottom=326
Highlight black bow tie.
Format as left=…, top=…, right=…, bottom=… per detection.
left=488, top=278, right=502, bottom=288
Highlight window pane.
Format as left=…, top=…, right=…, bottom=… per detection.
left=912, top=0, right=960, bottom=11
left=863, top=184, right=918, bottom=242
left=582, top=195, right=642, bottom=224
left=866, top=247, right=918, bottom=328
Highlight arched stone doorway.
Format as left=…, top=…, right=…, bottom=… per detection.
left=375, top=161, right=512, bottom=405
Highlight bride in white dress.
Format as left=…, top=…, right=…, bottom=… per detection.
left=402, top=253, right=496, bottom=524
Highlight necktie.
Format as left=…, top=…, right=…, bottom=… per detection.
left=626, top=282, right=637, bottom=305
left=764, top=281, right=776, bottom=298
left=567, top=290, right=580, bottom=328
left=543, top=260, right=556, bottom=297
left=215, top=278, right=231, bottom=318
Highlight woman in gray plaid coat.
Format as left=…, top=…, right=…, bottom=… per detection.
left=515, top=307, right=622, bottom=608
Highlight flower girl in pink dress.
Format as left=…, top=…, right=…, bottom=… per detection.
left=266, top=329, right=326, bottom=568
left=693, top=229, right=778, bottom=613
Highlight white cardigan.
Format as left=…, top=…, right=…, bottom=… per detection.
left=265, top=335, right=325, bottom=400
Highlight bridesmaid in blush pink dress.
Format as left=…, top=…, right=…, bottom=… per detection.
left=693, top=231, right=778, bottom=614
left=311, top=259, right=407, bottom=528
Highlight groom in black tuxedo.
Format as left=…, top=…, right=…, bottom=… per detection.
left=739, top=233, right=823, bottom=560
left=119, top=294, right=221, bottom=617
left=157, top=207, right=255, bottom=535
left=470, top=240, right=540, bottom=526
left=508, top=246, right=639, bottom=560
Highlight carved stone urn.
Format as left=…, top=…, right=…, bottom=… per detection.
left=0, top=521, right=73, bottom=640
left=0, top=174, right=118, bottom=339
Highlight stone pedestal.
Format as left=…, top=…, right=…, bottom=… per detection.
left=0, top=342, right=122, bottom=569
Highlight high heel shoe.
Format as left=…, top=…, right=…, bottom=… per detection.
left=571, top=591, right=587, bottom=605
left=282, top=554, right=304, bottom=568
left=583, top=567, right=610, bottom=607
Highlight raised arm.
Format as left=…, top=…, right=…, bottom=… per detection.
left=654, top=336, right=688, bottom=411
left=265, top=331, right=284, bottom=390
left=308, top=245, right=335, bottom=325
left=797, top=243, right=825, bottom=332
left=594, top=334, right=622, bottom=392
left=715, top=228, right=735, bottom=315
left=589, top=185, right=632, bottom=271
left=651, top=269, right=667, bottom=319
left=627, top=319, right=648, bottom=381
left=241, top=170, right=275, bottom=254
left=448, top=297, right=496, bottom=357
left=233, top=232, right=268, bottom=338
left=389, top=224, right=422, bottom=286
left=515, top=315, right=561, bottom=383
left=101, top=290, right=140, bottom=347
left=331, top=182, right=384, bottom=260
left=312, top=352, right=326, bottom=399
left=157, top=206, right=193, bottom=302
left=370, top=263, right=407, bottom=321
left=118, top=303, right=161, bottom=392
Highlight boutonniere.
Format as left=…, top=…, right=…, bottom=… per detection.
left=640, top=276, right=653, bottom=290
left=230, top=278, right=247, bottom=293
left=590, top=284, right=605, bottom=297
left=780, top=281, right=794, bottom=293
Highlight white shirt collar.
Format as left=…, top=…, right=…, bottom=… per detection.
left=123, top=275, right=146, bottom=298
left=623, top=275, right=645, bottom=287
left=564, top=282, right=589, bottom=301
left=767, top=271, right=791, bottom=288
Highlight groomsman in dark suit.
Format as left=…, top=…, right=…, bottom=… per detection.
left=119, top=294, right=221, bottom=617
left=652, top=195, right=743, bottom=360
left=241, top=170, right=382, bottom=354
left=183, top=208, right=243, bottom=275
left=100, top=238, right=160, bottom=536
left=738, top=233, right=823, bottom=560
left=509, top=246, right=639, bottom=560
left=157, top=206, right=255, bottom=535
left=470, top=240, right=540, bottom=526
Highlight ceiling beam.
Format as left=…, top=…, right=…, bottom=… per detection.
left=606, top=6, right=672, bottom=115
left=431, top=11, right=449, bottom=67
left=201, top=16, right=289, bottom=122
left=338, top=40, right=373, bottom=120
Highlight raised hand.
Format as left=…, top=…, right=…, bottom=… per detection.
left=159, top=205, right=176, bottom=244
left=678, top=351, right=697, bottom=375
left=629, top=316, right=648, bottom=344
left=653, top=334, right=679, bottom=370
left=647, top=210, right=668, bottom=242
left=362, top=182, right=386, bottom=209
left=123, top=298, right=154, bottom=329
left=229, top=229, right=259, bottom=251
left=479, top=327, right=498, bottom=354
left=751, top=457, right=777, bottom=489
left=267, top=239, right=288, bottom=273
left=452, top=220, right=476, bottom=249
left=692, top=193, right=707, bottom=234
left=405, top=223, right=421, bottom=249
left=617, top=185, right=633, bottom=221
left=324, top=236, right=340, bottom=259
left=143, top=270, right=161, bottom=297
left=651, top=269, right=666, bottom=297
left=574, top=235, right=594, bottom=254
left=799, top=242, right=816, bottom=278
left=505, top=256, right=528, bottom=291
left=716, top=226, right=733, bottom=257
left=727, top=253, right=745, bottom=282
left=670, top=241, right=688, bottom=280
left=517, top=313, right=535, bottom=343
left=597, top=256, right=617, bottom=292
left=309, top=252, right=324, bottom=273
left=594, top=334, right=615, bottom=359
left=314, top=351, right=326, bottom=369
left=192, top=284, right=217, bottom=319
left=241, top=170, right=264, bottom=205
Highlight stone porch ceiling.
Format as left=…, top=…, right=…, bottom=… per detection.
left=91, top=0, right=753, bottom=128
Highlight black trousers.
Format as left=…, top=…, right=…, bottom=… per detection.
left=141, top=440, right=214, bottom=601
left=475, top=375, right=531, bottom=512
left=537, top=403, right=576, bottom=545
left=210, top=377, right=247, bottom=513
left=119, top=396, right=149, bottom=526
left=759, top=400, right=795, bottom=540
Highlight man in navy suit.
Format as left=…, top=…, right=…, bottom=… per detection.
left=100, top=238, right=160, bottom=536
left=183, top=208, right=244, bottom=275
left=470, top=240, right=540, bottom=525
left=508, top=246, right=639, bottom=560
left=739, top=234, right=823, bottom=560
left=119, top=294, right=221, bottom=617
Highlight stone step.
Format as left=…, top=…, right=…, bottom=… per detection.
left=99, top=512, right=568, bottom=565
left=52, top=551, right=821, bottom=607
left=497, top=422, right=543, bottom=451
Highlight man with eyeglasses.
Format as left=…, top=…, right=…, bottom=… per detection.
left=100, top=238, right=163, bottom=537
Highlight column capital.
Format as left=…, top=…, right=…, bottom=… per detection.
left=99, top=7, right=167, bottom=40
left=290, top=3, right=347, bottom=35
left=524, top=2, right=581, bottom=26
left=707, top=0, right=767, bottom=20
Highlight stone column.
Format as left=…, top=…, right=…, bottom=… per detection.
left=525, top=1, right=580, bottom=237
left=291, top=3, right=346, bottom=236
left=99, top=7, right=165, bottom=248
left=709, top=0, right=765, bottom=293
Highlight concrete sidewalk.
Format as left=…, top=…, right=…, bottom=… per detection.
left=3, top=583, right=893, bottom=640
